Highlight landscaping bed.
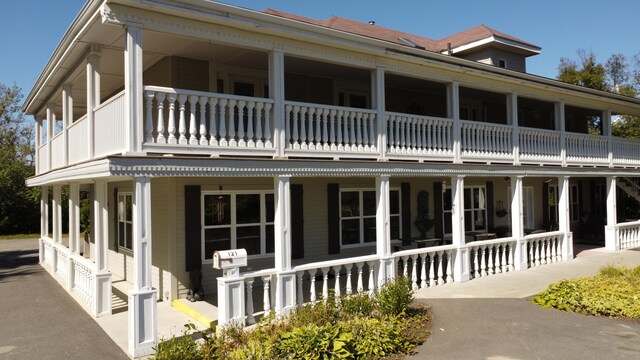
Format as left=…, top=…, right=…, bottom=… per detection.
left=153, top=277, right=431, bottom=359
left=532, top=265, right=640, bottom=319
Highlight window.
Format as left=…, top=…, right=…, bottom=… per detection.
left=548, top=185, right=579, bottom=224
left=339, top=189, right=400, bottom=246
left=442, top=186, right=487, bottom=233
left=117, top=193, right=133, bottom=251
left=202, top=191, right=274, bottom=260
left=498, top=59, right=507, bottom=68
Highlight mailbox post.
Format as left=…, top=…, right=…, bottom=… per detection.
left=214, top=249, right=247, bottom=327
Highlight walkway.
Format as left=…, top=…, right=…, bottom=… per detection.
left=0, top=238, right=128, bottom=359
left=410, top=248, right=640, bottom=359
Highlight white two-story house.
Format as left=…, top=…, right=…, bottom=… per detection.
left=25, top=0, right=640, bottom=357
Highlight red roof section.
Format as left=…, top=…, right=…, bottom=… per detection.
left=263, top=9, right=540, bottom=55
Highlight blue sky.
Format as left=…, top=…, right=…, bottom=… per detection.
left=2, top=0, right=639, bottom=103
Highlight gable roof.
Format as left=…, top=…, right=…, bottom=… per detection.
left=263, top=9, right=540, bottom=56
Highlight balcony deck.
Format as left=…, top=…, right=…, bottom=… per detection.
left=36, top=86, right=640, bottom=175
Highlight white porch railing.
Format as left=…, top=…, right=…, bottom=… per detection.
left=50, top=133, right=65, bottom=170
left=72, top=254, right=96, bottom=310
left=42, top=238, right=53, bottom=267
left=519, top=127, right=562, bottom=164
left=68, top=114, right=89, bottom=165
left=94, top=90, right=126, bottom=157
left=54, top=243, right=69, bottom=286
left=386, top=113, right=453, bottom=159
left=612, top=137, right=640, bottom=165
left=393, top=245, right=455, bottom=290
left=565, top=132, right=608, bottom=164
left=524, top=231, right=563, bottom=267
left=466, top=238, right=516, bottom=279
left=616, top=220, right=640, bottom=250
left=37, top=144, right=48, bottom=174
left=145, top=86, right=275, bottom=153
left=460, top=120, right=513, bottom=161
left=285, top=101, right=377, bottom=156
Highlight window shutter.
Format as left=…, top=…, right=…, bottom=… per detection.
left=542, top=182, right=549, bottom=229
left=434, top=182, right=443, bottom=238
left=486, top=181, right=494, bottom=230
left=185, top=185, right=201, bottom=272
left=291, top=184, right=304, bottom=259
left=578, top=181, right=584, bottom=222
left=327, top=183, right=340, bottom=255
left=113, top=187, right=118, bottom=252
left=401, top=183, right=411, bottom=241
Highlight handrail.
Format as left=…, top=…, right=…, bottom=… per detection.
left=285, top=100, right=377, bottom=114
left=292, top=254, right=380, bottom=272
left=145, top=85, right=274, bottom=104
left=94, top=89, right=125, bottom=112
left=393, top=244, right=456, bottom=257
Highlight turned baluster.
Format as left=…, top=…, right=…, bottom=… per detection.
left=437, top=251, right=445, bottom=285
left=245, top=278, right=256, bottom=325
left=155, top=92, right=166, bottom=144
left=299, top=106, right=307, bottom=150
left=402, top=256, right=409, bottom=277
left=246, top=101, right=255, bottom=147
left=263, top=275, right=271, bottom=317
left=445, top=250, right=453, bottom=283
left=348, top=111, right=356, bottom=151
left=145, top=91, right=155, bottom=143
left=500, top=245, right=507, bottom=273
left=362, top=114, right=370, bottom=150
left=321, top=108, right=329, bottom=150
left=333, top=265, right=341, bottom=299
left=329, top=109, right=337, bottom=150
left=356, top=112, right=363, bottom=150
left=307, top=107, right=316, bottom=149
left=336, top=110, right=344, bottom=150
left=265, top=102, right=272, bottom=147
left=321, top=267, right=329, bottom=301
left=487, top=245, right=495, bottom=275
left=292, top=105, right=300, bottom=149
left=198, top=96, right=208, bottom=145
left=369, top=114, right=376, bottom=151
left=345, top=264, right=353, bottom=295
left=356, top=262, right=364, bottom=293
left=255, top=102, right=264, bottom=147
left=429, top=254, right=436, bottom=287
left=296, top=272, right=304, bottom=307
left=411, top=255, right=419, bottom=291
left=474, top=247, right=481, bottom=278
left=367, top=261, right=376, bottom=296
left=420, top=255, right=428, bottom=288
left=309, top=269, right=317, bottom=302
left=218, top=99, right=228, bottom=146
left=188, top=95, right=198, bottom=145
left=236, top=100, right=246, bottom=147
left=285, top=104, right=292, bottom=147
left=228, top=99, right=237, bottom=146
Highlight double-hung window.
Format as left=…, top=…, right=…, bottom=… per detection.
left=117, top=192, right=133, bottom=251
left=339, top=189, right=400, bottom=247
left=202, top=191, right=274, bottom=260
left=548, top=185, right=579, bottom=224
left=442, top=186, right=487, bottom=233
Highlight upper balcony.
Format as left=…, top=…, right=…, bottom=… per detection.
left=29, top=2, right=640, bottom=176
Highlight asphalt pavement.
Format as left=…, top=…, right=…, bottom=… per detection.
left=0, top=238, right=128, bottom=359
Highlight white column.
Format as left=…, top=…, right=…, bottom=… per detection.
left=605, top=176, right=619, bottom=251
left=46, top=104, right=54, bottom=171
left=508, top=92, right=520, bottom=165
left=35, top=116, right=41, bottom=175
left=69, top=183, right=80, bottom=254
left=448, top=82, right=461, bottom=163
left=372, top=67, right=386, bottom=160
left=128, top=176, right=157, bottom=357
left=93, top=180, right=112, bottom=318
left=603, top=110, right=613, bottom=167
left=376, top=176, right=394, bottom=285
left=86, top=46, right=101, bottom=158
left=124, top=23, right=144, bottom=154
left=41, top=186, right=49, bottom=239
left=451, top=175, right=469, bottom=281
left=511, top=176, right=527, bottom=270
left=273, top=176, right=295, bottom=316
left=52, top=185, right=62, bottom=243
left=558, top=176, right=573, bottom=260
left=556, top=102, right=566, bottom=166
left=62, top=83, right=73, bottom=166
left=269, top=50, right=285, bottom=157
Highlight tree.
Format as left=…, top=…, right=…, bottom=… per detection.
left=0, top=83, right=39, bottom=234
left=557, top=50, right=609, bottom=92
left=605, top=53, right=630, bottom=90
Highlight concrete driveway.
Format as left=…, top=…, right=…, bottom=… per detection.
left=0, top=238, right=128, bottom=359
left=410, top=248, right=640, bottom=360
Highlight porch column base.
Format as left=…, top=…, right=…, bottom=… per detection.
left=217, top=276, right=245, bottom=328
left=513, top=239, right=529, bottom=271
left=561, top=232, right=574, bottom=261
left=275, top=271, right=296, bottom=316
left=378, top=256, right=395, bottom=287
left=127, top=288, right=157, bottom=358
left=453, top=248, right=470, bottom=282
left=39, top=238, right=44, bottom=263
left=605, top=226, right=620, bottom=251
left=94, top=271, right=112, bottom=317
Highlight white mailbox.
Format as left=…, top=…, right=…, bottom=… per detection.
left=213, top=249, right=248, bottom=270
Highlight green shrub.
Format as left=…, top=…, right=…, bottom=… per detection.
left=339, top=292, right=377, bottom=319
left=532, top=265, right=640, bottom=318
left=276, top=324, right=354, bottom=359
left=342, top=317, right=409, bottom=358
left=377, top=276, right=414, bottom=316
left=153, top=323, right=202, bottom=360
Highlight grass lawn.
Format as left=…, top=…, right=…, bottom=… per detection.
left=0, top=234, right=40, bottom=240
left=532, top=265, right=640, bottom=319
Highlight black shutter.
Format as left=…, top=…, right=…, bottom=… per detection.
left=577, top=181, right=584, bottom=222
left=434, top=181, right=443, bottom=238
left=486, top=181, right=494, bottom=230
left=291, top=184, right=304, bottom=259
left=542, top=182, right=549, bottom=229
left=327, top=183, right=340, bottom=255
left=401, top=183, right=411, bottom=241
left=185, top=185, right=201, bottom=272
